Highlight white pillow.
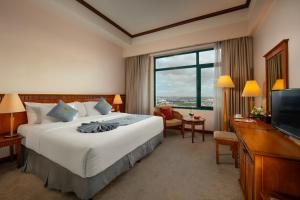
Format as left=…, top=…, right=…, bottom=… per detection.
left=83, top=101, right=101, bottom=116
left=39, top=103, right=59, bottom=124
left=25, top=102, right=79, bottom=124
left=25, top=102, right=42, bottom=124
left=74, top=102, right=87, bottom=117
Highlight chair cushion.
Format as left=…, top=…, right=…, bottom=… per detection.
left=213, top=131, right=238, bottom=142
left=166, top=119, right=182, bottom=127
left=160, top=107, right=173, bottom=120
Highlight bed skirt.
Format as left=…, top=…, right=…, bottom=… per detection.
left=21, top=132, right=163, bottom=200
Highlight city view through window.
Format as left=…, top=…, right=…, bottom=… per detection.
left=155, top=49, right=215, bottom=109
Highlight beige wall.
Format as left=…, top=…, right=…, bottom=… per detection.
left=0, top=0, right=125, bottom=94
left=0, top=0, right=125, bottom=157
left=253, top=0, right=300, bottom=106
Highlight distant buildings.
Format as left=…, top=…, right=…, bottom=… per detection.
left=156, top=96, right=213, bottom=108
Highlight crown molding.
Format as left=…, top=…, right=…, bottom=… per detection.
left=75, top=0, right=251, bottom=38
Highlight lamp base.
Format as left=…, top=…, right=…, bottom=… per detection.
left=116, top=105, right=120, bottom=112
left=4, top=133, right=18, bottom=138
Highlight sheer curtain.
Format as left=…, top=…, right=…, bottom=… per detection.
left=125, top=54, right=150, bottom=114
left=214, top=42, right=224, bottom=131
left=214, top=36, right=253, bottom=130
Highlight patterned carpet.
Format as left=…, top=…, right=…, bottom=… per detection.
left=0, top=130, right=242, bottom=200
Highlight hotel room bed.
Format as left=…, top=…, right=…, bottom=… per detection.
left=18, top=112, right=164, bottom=200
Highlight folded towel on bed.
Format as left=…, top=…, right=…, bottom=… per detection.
left=77, top=121, right=119, bottom=133
left=77, top=115, right=152, bottom=133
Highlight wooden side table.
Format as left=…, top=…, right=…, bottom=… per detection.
left=181, top=117, right=206, bottom=143
left=0, top=134, right=23, bottom=167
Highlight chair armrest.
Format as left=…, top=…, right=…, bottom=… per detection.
left=154, top=111, right=165, bottom=118
left=173, top=110, right=183, bottom=120
left=154, top=111, right=166, bottom=128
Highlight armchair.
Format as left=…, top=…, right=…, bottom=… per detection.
left=153, top=106, right=183, bottom=137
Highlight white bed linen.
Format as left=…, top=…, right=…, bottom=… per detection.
left=18, top=113, right=163, bottom=178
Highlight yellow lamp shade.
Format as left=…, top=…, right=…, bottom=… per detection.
left=113, top=94, right=123, bottom=105
left=272, top=79, right=285, bottom=90
left=0, top=93, right=25, bottom=113
left=217, top=75, right=235, bottom=88
left=242, top=80, right=262, bottom=97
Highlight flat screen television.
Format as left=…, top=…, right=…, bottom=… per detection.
left=272, top=89, right=300, bottom=140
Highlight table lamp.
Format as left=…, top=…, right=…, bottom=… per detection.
left=272, top=79, right=285, bottom=90
left=113, top=94, right=123, bottom=112
left=0, top=93, right=25, bottom=137
left=242, top=80, right=262, bottom=114
left=217, top=75, right=235, bottom=131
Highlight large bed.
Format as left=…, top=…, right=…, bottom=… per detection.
left=6, top=94, right=164, bottom=200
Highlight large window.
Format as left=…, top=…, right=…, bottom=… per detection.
left=154, top=49, right=215, bottom=110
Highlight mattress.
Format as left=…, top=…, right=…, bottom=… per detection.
left=18, top=113, right=164, bottom=178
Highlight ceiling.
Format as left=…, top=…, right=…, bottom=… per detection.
left=80, top=0, right=249, bottom=37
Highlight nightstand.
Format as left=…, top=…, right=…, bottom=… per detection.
left=0, top=134, right=23, bottom=167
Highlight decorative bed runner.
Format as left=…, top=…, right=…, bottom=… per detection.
left=105, top=114, right=150, bottom=126
left=77, top=114, right=151, bottom=133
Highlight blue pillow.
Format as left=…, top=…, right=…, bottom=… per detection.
left=95, top=97, right=112, bottom=115
left=47, top=100, right=78, bottom=122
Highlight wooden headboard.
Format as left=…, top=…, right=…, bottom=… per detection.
left=0, top=94, right=126, bottom=135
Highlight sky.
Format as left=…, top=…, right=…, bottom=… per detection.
left=156, top=50, right=215, bottom=97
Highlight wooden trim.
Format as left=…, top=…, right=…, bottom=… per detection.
left=263, top=39, right=289, bottom=59
left=75, top=0, right=251, bottom=38
left=0, top=94, right=126, bottom=135
left=75, top=0, right=132, bottom=37
left=264, top=39, right=289, bottom=113
left=132, top=0, right=251, bottom=37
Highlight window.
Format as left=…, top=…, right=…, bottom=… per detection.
left=154, top=49, right=215, bottom=110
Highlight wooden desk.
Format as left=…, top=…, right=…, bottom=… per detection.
left=231, top=118, right=300, bottom=200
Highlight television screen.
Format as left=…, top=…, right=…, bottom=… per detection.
left=272, top=89, right=300, bottom=140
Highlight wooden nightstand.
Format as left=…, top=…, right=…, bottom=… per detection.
left=0, top=134, right=23, bottom=167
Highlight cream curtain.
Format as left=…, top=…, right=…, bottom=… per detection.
left=214, top=36, right=253, bottom=130
left=125, top=55, right=150, bottom=114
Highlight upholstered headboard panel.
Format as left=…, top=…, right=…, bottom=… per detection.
left=0, top=94, right=125, bottom=135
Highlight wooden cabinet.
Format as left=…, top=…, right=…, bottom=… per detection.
left=232, top=119, right=300, bottom=200
left=245, top=151, right=254, bottom=200
left=239, top=142, right=246, bottom=194
left=239, top=142, right=254, bottom=200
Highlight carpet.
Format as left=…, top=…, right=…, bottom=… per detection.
left=0, top=130, right=242, bottom=200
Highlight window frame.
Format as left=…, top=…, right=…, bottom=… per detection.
left=154, top=48, right=214, bottom=110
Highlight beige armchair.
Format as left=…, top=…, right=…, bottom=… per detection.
left=153, top=106, right=183, bottom=137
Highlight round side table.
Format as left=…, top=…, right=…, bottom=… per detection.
left=181, top=117, right=206, bottom=143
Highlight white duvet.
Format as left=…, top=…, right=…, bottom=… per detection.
left=18, top=113, right=163, bottom=178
